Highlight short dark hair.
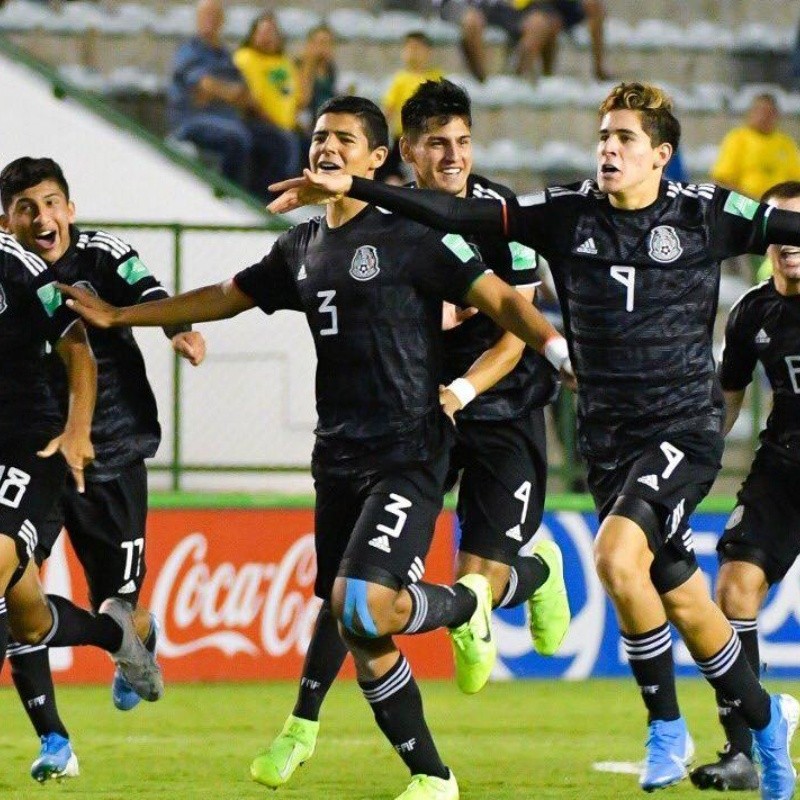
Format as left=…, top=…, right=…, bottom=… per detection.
left=0, top=156, right=70, bottom=212
left=761, top=181, right=800, bottom=204
left=401, top=79, right=472, bottom=141
left=242, top=11, right=283, bottom=54
left=599, top=82, right=681, bottom=152
left=405, top=31, right=432, bottom=47
left=316, top=95, right=389, bottom=150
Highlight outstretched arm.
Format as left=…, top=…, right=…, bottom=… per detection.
left=268, top=171, right=507, bottom=236
left=60, top=280, right=255, bottom=329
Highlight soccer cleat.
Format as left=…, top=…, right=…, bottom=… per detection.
left=250, top=714, right=319, bottom=788
left=690, top=749, right=759, bottom=791
left=640, top=717, right=695, bottom=792
left=528, top=539, right=571, bottom=656
left=752, top=693, right=799, bottom=800
left=113, top=614, right=160, bottom=711
left=394, top=770, right=459, bottom=799
left=100, top=598, right=163, bottom=703
left=30, top=733, right=80, bottom=783
left=448, top=573, right=496, bottom=695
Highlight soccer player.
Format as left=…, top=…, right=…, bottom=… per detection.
left=249, top=78, right=571, bottom=791
left=0, top=156, right=205, bottom=782
left=689, top=180, right=800, bottom=792
left=60, top=95, right=572, bottom=800
left=0, top=233, right=162, bottom=772
left=267, top=82, right=800, bottom=800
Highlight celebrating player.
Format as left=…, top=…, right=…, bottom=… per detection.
left=59, top=95, right=572, bottom=800
left=690, top=180, right=800, bottom=792
left=267, top=82, right=800, bottom=800
left=250, top=78, right=571, bottom=791
left=0, top=157, right=205, bottom=781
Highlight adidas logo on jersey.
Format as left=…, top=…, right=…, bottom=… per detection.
left=755, top=328, right=770, bottom=345
left=297, top=264, right=307, bottom=280
left=369, top=535, right=391, bottom=553
left=576, top=237, right=598, bottom=255
left=505, top=524, right=523, bottom=541
left=637, top=474, right=660, bottom=491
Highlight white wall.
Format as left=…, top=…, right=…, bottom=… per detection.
left=0, top=54, right=318, bottom=490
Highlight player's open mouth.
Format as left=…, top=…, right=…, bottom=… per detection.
left=600, top=164, right=619, bottom=174
left=34, top=230, right=57, bottom=247
left=316, top=161, right=341, bottom=172
left=442, top=168, right=461, bottom=175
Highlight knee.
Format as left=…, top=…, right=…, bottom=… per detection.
left=10, top=613, right=52, bottom=645
left=594, top=544, right=648, bottom=601
left=331, top=577, right=404, bottom=639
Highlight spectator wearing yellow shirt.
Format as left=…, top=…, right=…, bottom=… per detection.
left=234, top=13, right=304, bottom=169
left=711, top=94, right=800, bottom=201
left=379, top=32, right=443, bottom=183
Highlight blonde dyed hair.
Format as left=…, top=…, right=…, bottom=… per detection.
left=599, top=82, right=681, bottom=150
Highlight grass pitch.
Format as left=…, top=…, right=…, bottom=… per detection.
left=1, top=678, right=797, bottom=799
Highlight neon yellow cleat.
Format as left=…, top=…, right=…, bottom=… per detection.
left=394, top=771, right=459, bottom=799
left=448, top=573, right=496, bottom=694
left=250, top=714, right=319, bottom=788
left=528, top=539, right=571, bottom=656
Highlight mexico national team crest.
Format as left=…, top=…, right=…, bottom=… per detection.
left=350, top=245, right=380, bottom=281
left=648, top=226, right=683, bottom=263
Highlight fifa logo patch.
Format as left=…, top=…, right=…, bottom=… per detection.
left=648, top=226, right=683, bottom=263
left=350, top=245, right=380, bottom=281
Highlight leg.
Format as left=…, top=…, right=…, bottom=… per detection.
left=515, top=11, right=562, bottom=77
left=459, top=8, right=489, bottom=82
left=0, top=535, right=18, bottom=671
left=582, top=0, right=609, bottom=79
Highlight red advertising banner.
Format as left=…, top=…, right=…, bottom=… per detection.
left=2, top=509, right=455, bottom=685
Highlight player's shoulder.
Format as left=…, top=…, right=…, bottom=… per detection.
left=728, top=279, right=773, bottom=322
left=469, top=174, right=515, bottom=201
left=528, top=179, right=606, bottom=208
left=0, top=231, right=49, bottom=279
left=76, top=228, right=135, bottom=263
left=663, top=180, right=718, bottom=208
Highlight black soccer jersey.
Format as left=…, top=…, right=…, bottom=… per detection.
left=234, top=204, right=487, bottom=475
left=719, top=279, right=800, bottom=467
left=347, top=177, right=771, bottom=464
left=45, top=227, right=166, bottom=479
left=0, top=232, right=79, bottom=443
left=438, top=174, right=556, bottom=420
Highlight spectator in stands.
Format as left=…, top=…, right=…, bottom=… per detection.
left=233, top=12, right=304, bottom=170
left=167, top=0, right=299, bottom=197
left=379, top=31, right=444, bottom=183
left=434, top=0, right=607, bottom=83
left=711, top=93, right=800, bottom=201
left=296, top=24, right=339, bottom=135
left=511, top=0, right=609, bottom=80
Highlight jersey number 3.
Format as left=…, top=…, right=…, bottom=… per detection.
left=610, top=266, right=635, bottom=312
left=317, top=290, right=338, bottom=336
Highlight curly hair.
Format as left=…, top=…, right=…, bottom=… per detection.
left=599, top=82, right=681, bottom=151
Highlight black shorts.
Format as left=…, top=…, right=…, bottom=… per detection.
left=588, top=430, right=723, bottom=582
left=531, top=0, right=586, bottom=30
left=450, top=409, right=547, bottom=565
left=718, top=449, right=800, bottom=585
left=0, top=437, right=67, bottom=574
left=439, top=0, right=526, bottom=41
left=35, top=461, right=149, bottom=609
left=313, top=446, right=451, bottom=600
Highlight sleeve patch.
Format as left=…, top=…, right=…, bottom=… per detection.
left=36, top=281, right=63, bottom=317
left=442, top=233, right=476, bottom=263
left=724, top=191, right=760, bottom=221
left=117, top=255, right=152, bottom=285
left=509, top=241, right=537, bottom=270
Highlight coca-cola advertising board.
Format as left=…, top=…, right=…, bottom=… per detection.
left=2, top=509, right=455, bottom=684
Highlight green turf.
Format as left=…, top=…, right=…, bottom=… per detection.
left=1, top=678, right=797, bottom=798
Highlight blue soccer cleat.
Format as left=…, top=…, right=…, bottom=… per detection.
left=752, top=694, right=799, bottom=800
left=112, top=613, right=160, bottom=711
left=30, top=733, right=80, bottom=783
left=640, top=717, right=695, bottom=792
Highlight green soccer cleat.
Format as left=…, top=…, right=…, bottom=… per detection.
left=394, top=770, right=459, bottom=799
left=249, top=714, right=319, bottom=789
left=448, top=573, right=496, bottom=695
left=528, top=539, right=571, bottom=656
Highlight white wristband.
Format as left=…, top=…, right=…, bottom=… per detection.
left=447, top=377, right=477, bottom=409
left=543, top=336, right=570, bottom=371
